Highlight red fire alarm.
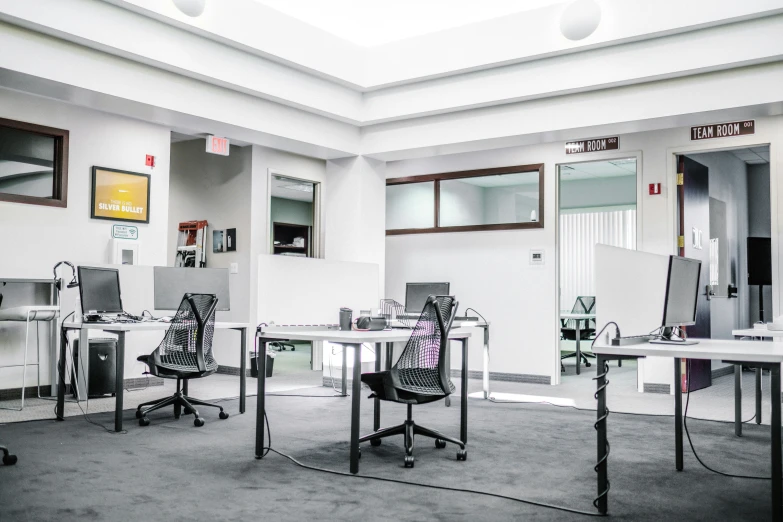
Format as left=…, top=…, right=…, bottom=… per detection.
left=649, top=183, right=661, bottom=195
left=145, top=154, right=155, bottom=168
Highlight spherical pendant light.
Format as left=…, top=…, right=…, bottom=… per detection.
left=560, top=0, right=602, bottom=41
left=172, top=0, right=206, bottom=17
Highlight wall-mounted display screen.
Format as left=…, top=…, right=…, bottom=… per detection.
left=91, top=167, right=151, bottom=223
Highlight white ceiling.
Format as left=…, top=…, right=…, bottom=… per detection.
left=729, top=146, right=770, bottom=165
left=251, top=0, right=567, bottom=47
left=560, top=158, right=637, bottom=181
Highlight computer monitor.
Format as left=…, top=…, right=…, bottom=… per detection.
left=153, top=267, right=230, bottom=311
left=78, top=267, right=123, bottom=314
left=405, top=282, right=450, bottom=314
left=660, top=255, right=701, bottom=340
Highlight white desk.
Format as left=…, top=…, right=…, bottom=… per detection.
left=592, top=339, right=783, bottom=520
left=731, top=328, right=783, bottom=429
left=733, top=328, right=783, bottom=338
left=255, top=327, right=472, bottom=474
left=58, top=321, right=249, bottom=432
left=561, top=312, right=596, bottom=375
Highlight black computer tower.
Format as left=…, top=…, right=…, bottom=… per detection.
left=72, top=338, right=117, bottom=398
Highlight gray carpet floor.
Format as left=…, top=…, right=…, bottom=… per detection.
left=0, top=388, right=777, bottom=521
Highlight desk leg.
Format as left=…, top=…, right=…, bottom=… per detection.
left=56, top=328, right=68, bottom=420
left=385, top=341, right=393, bottom=370
left=675, top=357, right=683, bottom=471
left=460, top=338, right=468, bottom=444
left=771, top=364, right=781, bottom=522
left=373, top=342, right=381, bottom=432
left=735, top=364, right=743, bottom=437
left=255, top=341, right=267, bottom=459
left=757, top=368, right=763, bottom=425
left=350, top=344, right=361, bottom=474
left=596, top=355, right=608, bottom=515
left=239, top=328, right=247, bottom=414
left=341, top=344, right=348, bottom=397
left=576, top=322, right=582, bottom=376
left=482, top=327, right=490, bottom=399
left=114, top=332, right=125, bottom=433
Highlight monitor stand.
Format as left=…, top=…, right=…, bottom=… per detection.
left=650, top=326, right=700, bottom=346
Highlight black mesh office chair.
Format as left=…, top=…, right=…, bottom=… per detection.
left=0, top=443, right=17, bottom=465
left=136, top=294, right=228, bottom=427
left=561, top=296, right=596, bottom=371
left=360, top=295, right=466, bottom=468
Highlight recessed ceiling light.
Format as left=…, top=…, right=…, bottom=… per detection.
left=172, top=0, right=206, bottom=17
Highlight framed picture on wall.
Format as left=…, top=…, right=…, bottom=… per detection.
left=91, top=167, right=151, bottom=223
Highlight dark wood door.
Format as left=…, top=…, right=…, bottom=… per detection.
left=678, top=155, right=711, bottom=391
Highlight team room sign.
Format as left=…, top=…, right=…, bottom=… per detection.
left=91, top=167, right=151, bottom=224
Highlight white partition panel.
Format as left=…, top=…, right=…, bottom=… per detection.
left=257, top=255, right=379, bottom=326
left=595, top=245, right=671, bottom=392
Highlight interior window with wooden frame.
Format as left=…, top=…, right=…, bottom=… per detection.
left=386, top=164, right=544, bottom=235
left=0, top=117, right=69, bottom=208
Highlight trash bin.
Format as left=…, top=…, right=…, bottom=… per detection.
left=250, top=350, right=275, bottom=378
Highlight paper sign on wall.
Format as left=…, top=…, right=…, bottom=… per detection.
left=112, top=224, right=138, bottom=240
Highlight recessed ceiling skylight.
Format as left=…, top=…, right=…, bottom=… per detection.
left=252, top=0, right=567, bottom=47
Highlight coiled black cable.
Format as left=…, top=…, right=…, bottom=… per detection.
left=592, top=358, right=610, bottom=510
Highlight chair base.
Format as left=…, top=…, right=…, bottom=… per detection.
left=0, top=444, right=17, bottom=466
left=136, top=378, right=228, bottom=427
left=359, top=404, right=465, bottom=468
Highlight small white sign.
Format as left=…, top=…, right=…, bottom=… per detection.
left=112, top=224, right=138, bottom=240
left=206, top=135, right=230, bottom=156
left=530, top=249, right=545, bottom=265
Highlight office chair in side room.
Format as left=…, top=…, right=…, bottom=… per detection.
left=136, top=293, right=229, bottom=427
left=561, top=296, right=596, bottom=371
left=360, top=295, right=466, bottom=468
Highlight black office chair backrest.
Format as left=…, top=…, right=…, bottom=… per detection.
left=154, top=293, right=218, bottom=374
left=393, top=295, right=458, bottom=396
left=563, top=296, right=596, bottom=330
left=572, top=296, right=595, bottom=314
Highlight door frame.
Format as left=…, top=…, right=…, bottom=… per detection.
left=554, top=150, right=644, bottom=385
left=665, top=141, right=776, bottom=323
left=267, top=169, right=323, bottom=259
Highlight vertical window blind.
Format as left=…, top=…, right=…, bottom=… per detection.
left=559, top=208, right=637, bottom=310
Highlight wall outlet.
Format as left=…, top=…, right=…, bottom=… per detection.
left=230, top=262, right=239, bottom=274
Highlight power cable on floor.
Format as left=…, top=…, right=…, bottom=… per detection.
left=258, top=409, right=605, bottom=518
left=684, top=359, right=770, bottom=480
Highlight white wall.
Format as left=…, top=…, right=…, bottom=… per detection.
left=0, top=89, right=171, bottom=389
left=167, top=140, right=253, bottom=367
left=560, top=176, right=637, bottom=210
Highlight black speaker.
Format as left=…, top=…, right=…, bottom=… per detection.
left=72, top=338, right=117, bottom=398
left=747, top=237, right=772, bottom=286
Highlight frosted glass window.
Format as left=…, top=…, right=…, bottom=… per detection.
left=440, top=172, right=540, bottom=227
left=386, top=182, right=435, bottom=230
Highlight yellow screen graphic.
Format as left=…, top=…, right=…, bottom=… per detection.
left=93, top=169, right=149, bottom=222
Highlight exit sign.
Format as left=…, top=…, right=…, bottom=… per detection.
left=206, top=135, right=230, bottom=156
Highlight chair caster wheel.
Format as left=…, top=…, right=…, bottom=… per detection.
left=135, top=410, right=142, bottom=419
left=219, top=411, right=229, bottom=420
left=292, top=347, right=295, bottom=351
left=457, top=449, right=467, bottom=461
left=370, top=438, right=382, bottom=447
left=435, top=439, right=446, bottom=449
left=585, top=362, right=592, bottom=368
left=3, top=454, right=18, bottom=466
left=404, top=455, right=414, bottom=468
left=194, top=417, right=205, bottom=427
left=139, top=417, right=150, bottom=427
left=358, top=449, right=361, bottom=459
